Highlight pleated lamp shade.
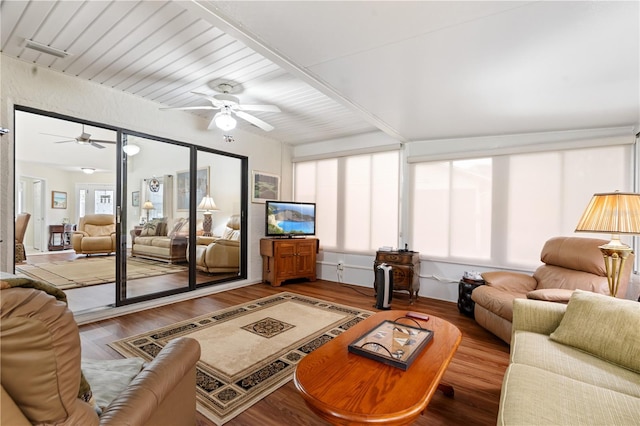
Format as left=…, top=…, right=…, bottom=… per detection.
left=575, top=191, right=640, bottom=246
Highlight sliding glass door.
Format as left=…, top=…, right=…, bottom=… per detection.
left=118, top=132, right=248, bottom=305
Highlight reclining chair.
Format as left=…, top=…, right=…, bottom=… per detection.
left=189, top=215, right=240, bottom=274
left=1, top=278, right=201, bottom=426
left=72, top=214, right=116, bottom=255
left=471, top=236, right=633, bottom=344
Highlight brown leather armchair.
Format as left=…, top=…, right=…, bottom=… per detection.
left=471, top=236, right=634, bottom=344
left=72, top=214, right=116, bottom=255
left=0, top=282, right=201, bottom=426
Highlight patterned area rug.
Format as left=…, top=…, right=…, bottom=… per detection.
left=109, top=292, right=373, bottom=425
left=15, top=257, right=186, bottom=290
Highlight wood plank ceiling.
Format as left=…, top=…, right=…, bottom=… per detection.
left=2, top=1, right=638, bottom=146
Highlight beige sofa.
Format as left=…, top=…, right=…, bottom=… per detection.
left=472, top=236, right=633, bottom=343
left=131, top=217, right=202, bottom=264
left=72, top=214, right=116, bottom=255
left=1, top=279, right=201, bottom=426
left=498, top=291, right=640, bottom=425
left=189, top=215, right=240, bottom=274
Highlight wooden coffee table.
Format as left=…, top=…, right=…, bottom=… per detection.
left=294, top=310, right=462, bottom=425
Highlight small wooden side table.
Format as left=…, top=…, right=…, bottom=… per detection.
left=373, top=250, right=420, bottom=303
left=48, top=224, right=76, bottom=251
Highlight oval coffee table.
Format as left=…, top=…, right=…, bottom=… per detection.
left=294, top=310, right=462, bottom=425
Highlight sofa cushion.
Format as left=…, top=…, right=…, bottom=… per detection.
left=84, top=224, right=115, bottom=237
left=512, top=330, right=640, bottom=398
left=498, top=363, right=640, bottom=426
left=550, top=290, right=640, bottom=373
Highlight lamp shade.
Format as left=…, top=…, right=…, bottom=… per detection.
left=575, top=192, right=640, bottom=235
left=198, top=195, right=218, bottom=212
left=142, top=201, right=154, bottom=210
left=214, top=111, right=236, bottom=131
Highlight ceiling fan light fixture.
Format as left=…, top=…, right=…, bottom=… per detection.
left=214, top=111, right=236, bottom=131
left=123, top=144, right=140, bottom=156
left=81, top=167, right=95, bottom=174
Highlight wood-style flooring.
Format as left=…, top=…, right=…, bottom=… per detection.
left=79, top=279, right=510, bottom=426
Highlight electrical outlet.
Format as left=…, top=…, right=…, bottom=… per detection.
left=337, top=262, right=344, bottom=271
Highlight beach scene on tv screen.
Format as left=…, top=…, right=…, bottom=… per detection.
left=267, top=203, right=315, bottom=235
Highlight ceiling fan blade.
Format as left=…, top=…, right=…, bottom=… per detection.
left=89, top=139, right=116, bottom=144
left=42, top=132, right=74, bottom=139
left=236, top=111, right=274, bottom=132
left=54, top=139, right=77, bottom=144
left=160, top=106, right=217, bottom=111
left=89, top=142, right=106, bottom=149
left=192, top=91, right=226, bottom=108
left=236, top=104, right=281, bottom=113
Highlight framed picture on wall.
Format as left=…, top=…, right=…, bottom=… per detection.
left=132, top=191, right=140, bottom=207
left=252, top=171, right=280, bottom=203
left=176, top=166, right=209, bottom=211
left=52, top=191, right=67, bottom=209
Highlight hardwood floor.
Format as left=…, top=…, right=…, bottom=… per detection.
left=79, top=279, right=510, bottom=425
left=16, top=251, right=237, bottom=312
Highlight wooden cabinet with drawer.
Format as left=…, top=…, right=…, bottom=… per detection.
left=260, top=238, right=319, bottom=287
left=373, top=250, right=420, bottom=303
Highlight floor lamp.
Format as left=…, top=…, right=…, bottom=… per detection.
left=198, top=195, right=219, bottom=237
left=575, top=191, right=640, bottom=297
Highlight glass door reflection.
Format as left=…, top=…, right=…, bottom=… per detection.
left=193, top=150, right=243, bottom=285
left=122, top=135, right=191, bottom=301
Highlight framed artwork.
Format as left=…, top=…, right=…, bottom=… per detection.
left=176, top=166, right=209, bottom=211
left=52, top=191, right=67, bottom=209
left=252, top=171, right=280, bottom=203
left=132, top=191, right=140, bottom=207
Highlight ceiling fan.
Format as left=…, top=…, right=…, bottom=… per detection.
left=42, top=124, right=116, bottom=149
left=161, top=83, right=281, bottom=132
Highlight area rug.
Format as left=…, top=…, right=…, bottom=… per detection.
left=15, top=257, right=187, bottom=290
left=109, top=292, right=373, bottom=425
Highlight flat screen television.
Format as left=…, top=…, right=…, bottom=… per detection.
left=266, top=201, right=316, bottom=237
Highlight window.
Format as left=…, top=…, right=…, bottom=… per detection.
left=411, top=145, right=630, bottom=269
left=294, top=151, right=400, bottom=252
left=411, top=159, right=492, bottom=259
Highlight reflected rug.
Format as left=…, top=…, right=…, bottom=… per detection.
left=15, top=257, right=187, bottom=290
left=109, top=292, right=373, bottom=425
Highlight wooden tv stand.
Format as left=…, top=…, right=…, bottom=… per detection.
left=260, top=238, right=319, bottom=287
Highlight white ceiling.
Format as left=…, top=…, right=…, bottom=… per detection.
left=3, top=0, right=639, bottom=154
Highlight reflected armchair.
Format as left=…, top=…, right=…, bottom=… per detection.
left=189, top=215, right=240, bottom=274
left=72, top=214, right=116, bottom=255
left=15, top=213, right=31, bottom=263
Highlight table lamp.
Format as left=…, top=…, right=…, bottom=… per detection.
left=198, top=195, right=219, bottom=236
left=575, top=191, right=640, bottom=297
left=142, top=201, right=154, bottom=222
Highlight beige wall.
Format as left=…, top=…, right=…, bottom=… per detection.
left=1, top=55, right=290, bottom=283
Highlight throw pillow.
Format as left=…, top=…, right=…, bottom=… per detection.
left=549, top=290, right=640, bottom=373
left=140, top=220, right=158, bottom=237
left=81, top=357, right=145, bottom=414
left=168, top=218, right=187, bottom=238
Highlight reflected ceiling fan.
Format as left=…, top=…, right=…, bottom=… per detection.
left=161, top=83, right=280, bottom=132
left=42, top=124, right=116, bottom=149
